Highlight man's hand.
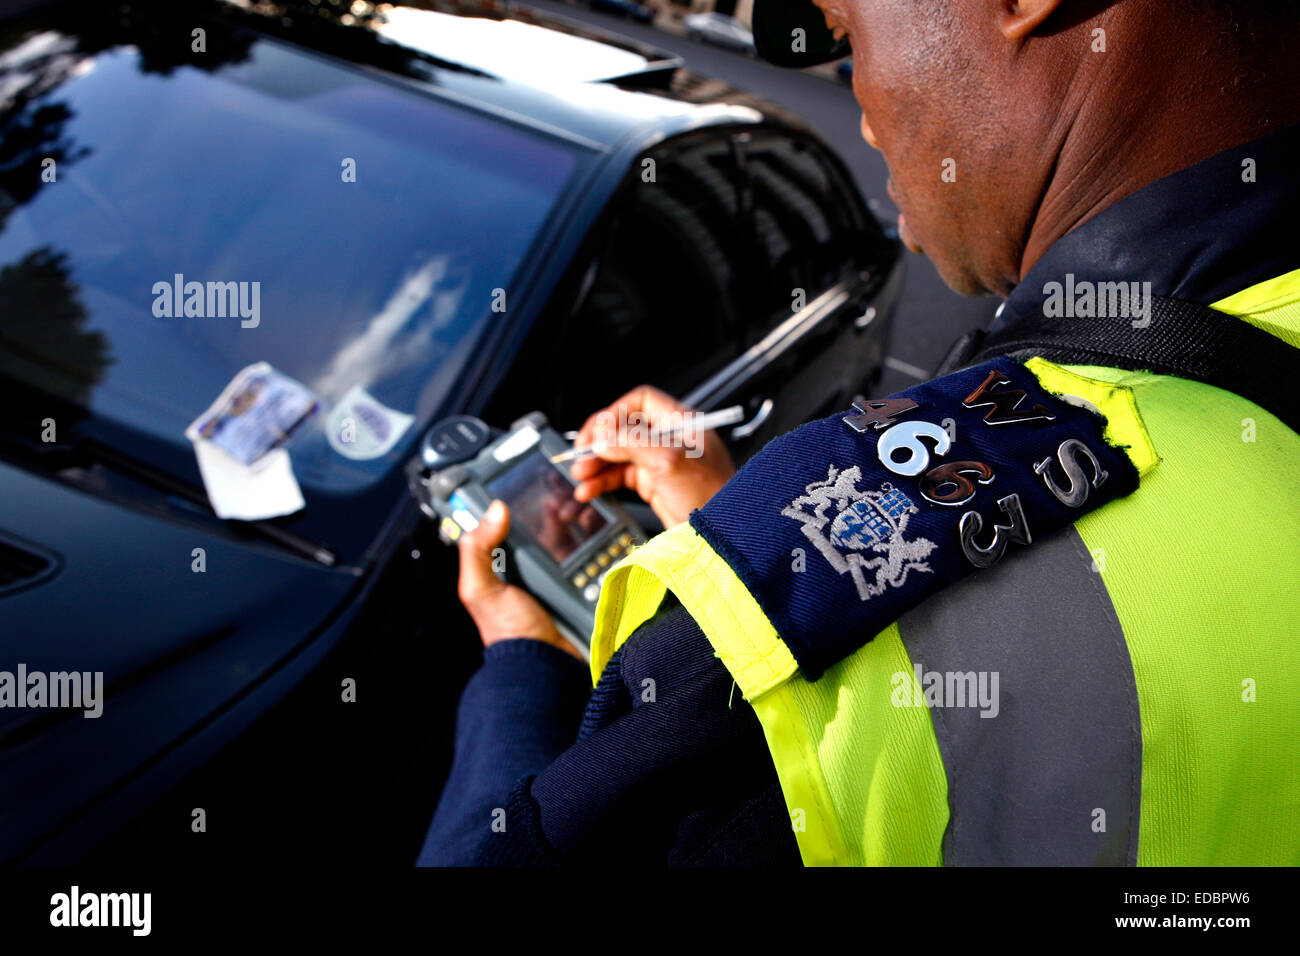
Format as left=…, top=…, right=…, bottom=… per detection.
left=456, top=500, right=582, bottom=660
left=570, top=386, right=736, bottom=529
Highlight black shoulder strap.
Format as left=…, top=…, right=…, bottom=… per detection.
left=954, top=295, right=1300, bottom=433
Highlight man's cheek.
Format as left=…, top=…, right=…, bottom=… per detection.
left=859, top=112, right=880, bottom=150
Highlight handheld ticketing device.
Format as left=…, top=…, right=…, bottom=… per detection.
left=408, top=412, right=645, bottom=655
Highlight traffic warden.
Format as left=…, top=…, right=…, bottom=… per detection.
left=420, top=0, right=1300, bottom=866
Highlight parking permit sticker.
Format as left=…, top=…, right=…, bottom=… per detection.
left=185, top=363, right=316, bottom=520
left=326, top=385, right=414, bottom=461
left=186, top=362, right=319, bottom=467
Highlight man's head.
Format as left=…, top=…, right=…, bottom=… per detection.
left=758, top=0, right=1300, bottom=297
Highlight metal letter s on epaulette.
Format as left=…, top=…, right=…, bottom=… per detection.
left=1034, top=438, right=1108, bottom=508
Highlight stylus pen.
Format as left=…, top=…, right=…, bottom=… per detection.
left=550, top=405, right=745, bottom=464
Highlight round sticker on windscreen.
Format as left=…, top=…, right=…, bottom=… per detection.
left=326, top=385, right=415, bottom=461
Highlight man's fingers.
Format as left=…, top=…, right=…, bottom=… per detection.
left=569, top=454, right=609, bottom=482
left=573, top=467, right=628, bottom=502
left=573, top=385, right=681, bottom=449
left=588, top=435, right=634, bottom=463
left=574, top=403, right=620, bottom=449
left=571, top=456, right=627, bottom=496
left=457, top=500, right=509, bottom=605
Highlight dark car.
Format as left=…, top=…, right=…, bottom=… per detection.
left=684, top=11, right=757, bottom=55
left=0, top=0, right=902, bottom=862
left=589, top=0, right=657, bottom=25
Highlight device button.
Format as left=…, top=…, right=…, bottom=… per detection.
left=583, top=583, right=601, bottom=603
left=585, top=562, right=600, bottom=578
left=596, top=552, right=611, bottom=568
left=618, top=532, right=632, bottom=547
left=573, top=572, right=588, bottom=589
left=451, top=507, right=479, bottom=533
left=607, top=544, right=622, bottom=559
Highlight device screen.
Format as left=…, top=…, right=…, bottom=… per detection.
left=485, top=450, right=609, bottom=564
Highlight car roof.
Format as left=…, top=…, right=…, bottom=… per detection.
left=375, top=5, right=671, bottom=86
left=215, top=0, right=803, bottom=153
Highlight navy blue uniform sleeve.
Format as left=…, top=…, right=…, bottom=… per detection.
left=416, top=638, right=590, bottom=866
left=419, top=605, right=801, bottom=866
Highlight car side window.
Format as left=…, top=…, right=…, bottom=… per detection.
left=531, top=133, right=749, bottom=426
left=488, top=129, right=888, bottom=433
left=731, top=131, right=876, bottom=348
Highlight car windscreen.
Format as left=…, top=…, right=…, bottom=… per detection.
left=0, top=24, right=580, bottom=510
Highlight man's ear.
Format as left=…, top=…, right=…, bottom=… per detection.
left=1000, top=0, right=1064, bottom=40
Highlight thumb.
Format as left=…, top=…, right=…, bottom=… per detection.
left=457, top=500, right=509, bottom=604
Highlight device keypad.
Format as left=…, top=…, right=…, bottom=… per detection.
left=573, top=534, right=640, bottom=601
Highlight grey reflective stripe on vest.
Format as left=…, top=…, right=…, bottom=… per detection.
left=897, top=526, right=1142, bottom=866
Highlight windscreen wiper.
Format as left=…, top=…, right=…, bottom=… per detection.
left=0, top=430, right=341, bottom=570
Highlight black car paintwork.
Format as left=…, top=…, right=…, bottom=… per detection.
left=0, top=0, right=900, bottom=861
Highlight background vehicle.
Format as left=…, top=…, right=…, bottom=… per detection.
left=0, top=0, right=901, bottom=863
left=588, top=0, right=656, bottom=24
left=684, top=11, right=757, bottom=55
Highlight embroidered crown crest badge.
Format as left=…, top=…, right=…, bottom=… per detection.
left=781, top=465, right=937, bottom=601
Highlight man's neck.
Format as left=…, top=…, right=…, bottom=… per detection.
left=1019, top=9, right=1300, bottom=281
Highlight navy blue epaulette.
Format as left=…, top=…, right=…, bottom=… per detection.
left=690, top=357, right=1142, bottom=680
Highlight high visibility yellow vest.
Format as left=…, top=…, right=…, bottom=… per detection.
left=589, top=269, right=1300, bottom=866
